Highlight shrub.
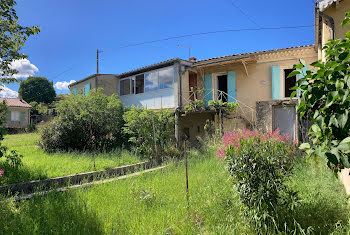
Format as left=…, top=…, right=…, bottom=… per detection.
left=292, top=12, right=350, bottom=172
left=218, top=128, right=298, bottom=233
left=39, top=89, right=127, bottom=152
left=123, top=107, right=175, bottom=162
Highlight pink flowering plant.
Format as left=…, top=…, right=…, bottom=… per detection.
left=218, top=128, right=299, bottom=233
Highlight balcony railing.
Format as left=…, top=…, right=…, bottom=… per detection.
left=182, top=89, right=256, bottom=127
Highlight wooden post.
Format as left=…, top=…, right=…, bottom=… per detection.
left=175, top=110, right=180, bottom=147
left=89, top=124, right=96, bottom=171
left=96, top=49, right=99, bottom=75
left=184, top=140, right=189, bottom=208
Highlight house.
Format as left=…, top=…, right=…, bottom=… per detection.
left=68, top=74, right=118, bottom=96
left=0, top=98, right=31, bottom=128
left=69, top=46, right=317, bottom=143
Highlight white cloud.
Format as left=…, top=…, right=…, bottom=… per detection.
left=54, top=80, right=76, bottom=90
left=0, top=85, right=18, bottom=98
left=10, top=59, right=39, bottom=78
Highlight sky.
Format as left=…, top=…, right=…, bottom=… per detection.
left=2, top=0, right=316, bottom=97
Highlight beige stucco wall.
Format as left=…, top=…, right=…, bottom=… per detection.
left=5, top=107, right=30, bottom=128
left=179, top=112, right=214, bottom=143
left=69, top=74, right=118, bottom=96
left=317, top=0, right=350, bottom=60
left=324, top=0, right=350, bottom=39
left=181, top=47, right=317, bottom=124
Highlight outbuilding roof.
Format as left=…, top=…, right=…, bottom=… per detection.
left=0, top=98, right=31, bottom=108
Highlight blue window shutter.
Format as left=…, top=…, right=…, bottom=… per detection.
left=227, top=71, right=236, bottom=102
left=6, top=111, right=11, bottom=121
left=204, top=74, right=213, bottom=106
left=73, top=88, right=77, bottom=95
left=297, top=64, right=308, bottom=97
left=85, top=83, right=90, bottom=96
left=271, top=66, right=281, bottom=99
left=20, top=112, right=26, bottom=121
left=297, top=64, right=308, bottom=80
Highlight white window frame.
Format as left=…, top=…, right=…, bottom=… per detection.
left=119, top=65, right=175, bottom=96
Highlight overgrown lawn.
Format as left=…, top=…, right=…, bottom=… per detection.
left=0, top=145, right=349, bottom=234
left=0, top=133, right=141, bottom=185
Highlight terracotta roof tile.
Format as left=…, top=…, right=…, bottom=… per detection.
left=0, top=98, right=31, bottom=108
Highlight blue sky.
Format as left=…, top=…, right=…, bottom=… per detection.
left=3, top=0, right=316, bottom=96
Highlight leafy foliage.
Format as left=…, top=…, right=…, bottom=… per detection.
left=123, top=107, right=175, bottom=161
left=0, top=101, right=23, bottom=184
left=292, top=13, right=350, bottom=172
left=0, top=0, right=40, bottom=82
left=39, top=89, right=127, bottom=152
left=19, top=77, right=56, bottom=104
left=218, top=128, right=298, bottom=233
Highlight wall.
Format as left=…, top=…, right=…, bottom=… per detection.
left=5, top=107, right=30, bottom=128
left=256, top=99, right=298, bottom=140
left=179, top=112, right=214, bottom=143
left=119, top=88, right=176, bottom=109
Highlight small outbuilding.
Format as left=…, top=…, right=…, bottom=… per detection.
left=0, top=98, right=31, bottom=128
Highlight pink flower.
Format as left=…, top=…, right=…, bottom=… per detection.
left=0, top=169, right=4, bottom=177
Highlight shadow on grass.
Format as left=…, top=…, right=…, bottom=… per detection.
left=292, top=198, right=349, bottom=234
left=0, top=162, right=48, bottom=186
left=0, top=191, right=104, bottom=234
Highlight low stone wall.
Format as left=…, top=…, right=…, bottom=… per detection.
left=0, top=161, right=152, bottom=196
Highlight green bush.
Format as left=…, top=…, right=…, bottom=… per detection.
left=39, top=89, right=127, bottom=152
left=292, top=12, right=350, bottom=172
left=218, top=128, right=298, bottom=233
left=123, top=107, right=175, bottom=162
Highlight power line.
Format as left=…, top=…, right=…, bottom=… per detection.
left=39, top=24, right=314, bottom=87
left=228, top=0, right=260, bottom=27
left=102, top=25, right=313, bottom=53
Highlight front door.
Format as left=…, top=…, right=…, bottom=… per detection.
left=217, top=75, right=228, bottom=102
left=273, top=106, right=296, bottom=140
left=189, top=72, right=198, bottom=101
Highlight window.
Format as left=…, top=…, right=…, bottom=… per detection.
left=284, top=69, right=297, bottom=98
left=135, top=74, right=144, bottom=94
left=11, top=111, right=20, bottom=121
left=120, top=79, right=131, bottom=96
left=159, top=67, right=174, bottom=89
left=145, top=72, right=158, bottom=92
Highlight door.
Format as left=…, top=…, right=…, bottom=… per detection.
left=189, top=72, right=198, bottom=101
left=273, top=106, right=296, bottom=140
left=217, top=75, right=228, bottom=102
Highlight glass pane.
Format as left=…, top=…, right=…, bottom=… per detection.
left=136, top=74, right=144, bottom=94
left=159, top=67, right=174, bottom=89
left=145, top=72, right=158, bottom=92
left=120, top=79, right=130, bottom=96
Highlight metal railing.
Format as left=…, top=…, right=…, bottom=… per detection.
left=182, top=89, right=256, bottom=127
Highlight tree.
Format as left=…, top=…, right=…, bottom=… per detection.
left=19, top=76, right=56, bottom=103
left=0, top=0, right=40, bottom=83
left=292, top=12, right=350, bottom=173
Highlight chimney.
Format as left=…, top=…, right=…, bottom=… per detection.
left=189, top=57, right=197, bottom=62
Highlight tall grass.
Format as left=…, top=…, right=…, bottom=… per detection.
left=0, top=136, right=349, bottom=234
left=0, top=133, right=141, bottom=185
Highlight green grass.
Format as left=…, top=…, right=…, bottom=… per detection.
left=0, top=133, right=141, bottom=185
left=0, top=144, right=349, bottom=234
